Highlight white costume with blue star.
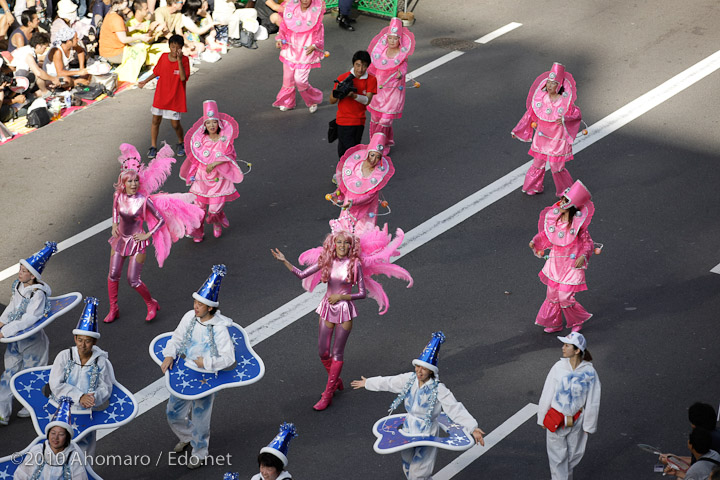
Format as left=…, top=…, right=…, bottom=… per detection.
left=365, top=373, right=478, bottom=480
left=537, top=358, right=600, bottom=480
left=163, top=311, right=235, bottom=459
left=13, top=442, right=88, bottom=480
left=48, top=346, right=114, bottom=457
left=0, top=281, right=51, bottom=422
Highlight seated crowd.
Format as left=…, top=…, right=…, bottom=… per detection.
left=0, top=0, right=283, bottom=124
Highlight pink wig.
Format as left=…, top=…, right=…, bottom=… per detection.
left=113, top=169, right=139, bottom=194
left=318, top=231, right=361, bottom=284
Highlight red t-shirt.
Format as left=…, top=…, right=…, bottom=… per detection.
left=152, top=52, right=190, bottom=113
left=335, top=71, right=378, bottom=126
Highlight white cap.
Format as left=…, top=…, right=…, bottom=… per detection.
left=557, top=332, right=586, bottom=352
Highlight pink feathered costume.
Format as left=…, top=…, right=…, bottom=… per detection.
left=272, top=0, right=324, bottom=110
left=531, top=180, right=594, bottom=332
left=105, top=144, right=205, bottom=324
left=334, top=132, right=395, bottom=236
left=512, top=63, right=582, bottom=196
left=367, top=17, right=415, bottom=149
left=180, top=100, right=244, bottom=239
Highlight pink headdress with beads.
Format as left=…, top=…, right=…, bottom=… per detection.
left=118, top=143, right=142, bottom=172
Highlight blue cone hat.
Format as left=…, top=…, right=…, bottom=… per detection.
left=222, top=474, right=239, bottom=480
left=193, top=264, right=227, bottom=308
left=412, top=331, right=445, bottom=375
left=45, top=396, right=74, bottom=438
left=73, top=297, right=100, bottom=339
left=260, top=422, right=298, bottom=467
left=20, top=241, right=57, bottom=280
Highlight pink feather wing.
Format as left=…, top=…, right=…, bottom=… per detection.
left=147, top=193, right=204, bottom=267
left=139, top=144, right=176, bottom=196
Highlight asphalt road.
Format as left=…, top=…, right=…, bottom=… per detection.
left=1, top=0, right=719, bottom=478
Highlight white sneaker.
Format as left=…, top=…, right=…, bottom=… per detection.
left=187, top=455, right=204, bottom=469
left=17, top=408, right=30, bottom=418
left=309, top=104, right=318, bottom=113
left=278, top=106, right=289, bottom=112
left=173, top=441, right=190, bottom=453
left=0, top=417, right=8, bottom=426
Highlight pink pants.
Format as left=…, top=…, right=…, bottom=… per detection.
left=523, top=157, right=573, bottom=197
left=535, top=286, right=592, bottom=329
left=369, top=114, right=394, bottom=147
left=273, top=64, right=323, bottom=109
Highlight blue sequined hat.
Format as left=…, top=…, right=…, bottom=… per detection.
left=45, top=396, right=74, bottom=438
left=222, top=473, right=239, bottom=480
left=20, top=241, right=57, bottom=280
left=412, top=331, right=445, bottom=375
left=260, top=422, right=298, bottom=467
left=193, top=264, right=227, bottom=308
left=73, top=297, right=100, bottom=339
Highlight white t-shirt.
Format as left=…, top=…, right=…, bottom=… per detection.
left=10, top=45, right=36, bottom=72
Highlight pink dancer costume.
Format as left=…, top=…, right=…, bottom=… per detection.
left=531, top=180, right=594, bottom=333
left=512, top=63, right=582, bottom=196
left=272, top=0, right=324, bottom=111
left=367, top=17, right=415, bottom=150
left=105, top=144, right=205, bottom=324
left=180, top=100, right=244, bottom=240
left=334, top=132, right=395, bottom=236
left=278, top=221, right=412, bottom=411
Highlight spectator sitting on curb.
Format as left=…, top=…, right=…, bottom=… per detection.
left=10, top=32, right=61, bottom=96
left=44, top=27, right=91, bottom=89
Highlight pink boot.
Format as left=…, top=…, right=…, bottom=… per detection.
left=321, top=358, right=344, bottom=393
left=134, top=282, right=160, bottom=322
left=103, top=279, right=120, bottom=323
left=314, top=360, right=343, bottom=411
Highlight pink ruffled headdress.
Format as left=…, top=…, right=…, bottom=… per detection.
left=368, top=17, right=416, bottom=70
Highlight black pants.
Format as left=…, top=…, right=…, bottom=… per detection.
left=337, top=124, right=364, bottom=158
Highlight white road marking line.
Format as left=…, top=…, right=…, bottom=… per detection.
left=711, top=263, right=720, bottom=275
left=475, top=22, right=523, bottom=44
left=407, top=50, right=465, bottom=80
left=433, top=403, right=538, bottom=480
left=572, top=49, right=720, bottom=155
left=406, top=22, right=522, bottom=81
left=0, top=219, right=113, bottom=282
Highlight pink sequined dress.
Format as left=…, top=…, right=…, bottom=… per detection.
left=108, top=192, right=165, bottom=256
left=292, top=258, right=366, bottom=324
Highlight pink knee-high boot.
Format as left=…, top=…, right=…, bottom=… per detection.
left=523, top=165, right=545, bottom=195
left=133, top=282, right=159, bottom=322
left=562, top=302, right=592, bottom=331
left=103, top=279, right=120, bottom=323
left=320, top=358, right=344, bottom=393
left=551, top=169, right=573, bottom=197
left=314, top=360, right=343, bottom=411
left=535, top=300, right=562, bottom=332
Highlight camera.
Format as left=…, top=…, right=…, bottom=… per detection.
left=333, top=73, right=356, bottom=100
left=0, top=72, right=17, bottom=87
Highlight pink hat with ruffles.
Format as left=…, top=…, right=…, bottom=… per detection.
left=548, top=62, right=565, bottom=86
left=367, top=132, right=387, bottom=156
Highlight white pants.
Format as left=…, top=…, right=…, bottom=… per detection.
left=166, top=393, right=215, bottom=459
left=546, top=416, right=588, bottom=480
left=0, top=331, right=49, bottom=419
left=401, top=445, right=437, bottom=480
left=213, top=7, right=258, bottom=38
